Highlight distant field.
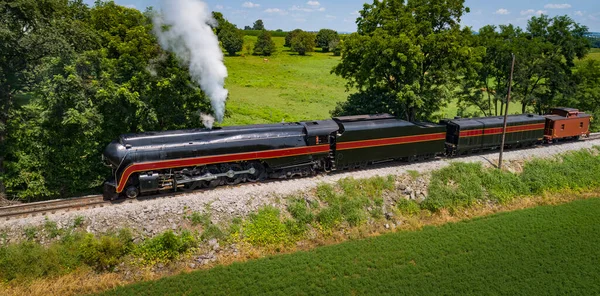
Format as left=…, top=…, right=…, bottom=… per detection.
left=103, top=198, right=600, bottom=296
left=222, top=36, right=349, bottom=126
left=221, top=37, right=530, bottom=126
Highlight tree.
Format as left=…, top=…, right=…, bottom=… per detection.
left=244, top=25, right=252, bottom=30
left=285, top=29, right=303, bottom=47
left=218, top=23, right=244, bottom=56
left=4, top=2, right=212, bottom=199
left=569, top=60, right=600, bottom=131
left=316, top=29, right=339, bottom=52
left=253, top=19, right=264, bottom=30
left=0, top=0, right=98, bottom=196
left=513, top=15, right=589, bottom=114
left=291, top=32, right=316, bottom=55
left=333, top=0, right=475, bottom=121
left=211, top=11, right=226, bottom=35
left=253, top=30, right=276, bottom=56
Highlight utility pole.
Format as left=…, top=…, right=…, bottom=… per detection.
left=499, top=54, right=516, bottom=170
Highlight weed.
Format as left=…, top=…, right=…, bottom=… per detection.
left=73, top=216, right=85, bottom=228
left=244, top=207, right=292, bottom=247
left=24, top=227, right=37, bottom=241
left=396, top=199, right=421, bottom=216
left=134, top=230, right=197, bottom=265
left=407, top=170, right=420, bottom=179
left=44, top=217, right=61, bottom=239
left=188, top=212, right=211, bottom=227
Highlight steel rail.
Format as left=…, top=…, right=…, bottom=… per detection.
left=1, top=132, right=599, bottom=220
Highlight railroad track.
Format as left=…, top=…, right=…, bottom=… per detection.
left=1, top=132, right=599, bottom=221
left=0, top=195, right=109, bottom=220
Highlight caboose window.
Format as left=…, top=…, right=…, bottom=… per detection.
left=561, top=124, right=565, bottom=130
left=580, top=122, right=583, bottom=128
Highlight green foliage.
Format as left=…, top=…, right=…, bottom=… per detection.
left=218, top=23, right=244, bottom=56
left=102, top=198, right=600, bottom=296
left=242, top=30, right=287, bottom=37
left=252, top=19, right=265, bottom=31
left=424, top=149, right=600, bottom=212
left=73, top=215, right=85, bottom=228
left=78, top=230, right=133, bottom=271
left=315, top=176, right=394, bottom=228
left=134, top=230, right=197, bottom=264
left=331, top=88, right=401, bottom=117
left=333, top=0, right=475, bottom=121
left=253, top=30, right=276, bottom=56
left=396, top=199, right=421, bottom=216
left=315, top=29, right=339, bottom=52
left=243, top=207, right=292, bottom=247
left=188, top=212, right=211, bottom=227
left=571, top=60, right=600, bottom=132
left=186, top=211, right=223, bottom=241
left=44, top=218, right=61, bottom=239
left=3, top=1, right=212, bottom=199
left=291, top=32, right=316, bottom=56
left=285, top=29, right=303, bottom=47
left=23, top=227, right=37, bottom=241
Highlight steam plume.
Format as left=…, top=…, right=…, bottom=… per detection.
left=200, top=113, right=215, bottom=129
left=153, top=0, right=228, bottom=123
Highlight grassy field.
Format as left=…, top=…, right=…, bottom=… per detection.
left=222, top=36, right=350, bottom=126
left=102, top=198, right=600, bottom=295
left=222, top=37, right=527, bottom=126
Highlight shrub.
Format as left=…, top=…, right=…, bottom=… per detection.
left=244, top=207, right=291, bottom=247
left=285, top=29, right=303, bottom=47
left=78, top=230, right=133, bottom=271
left=397, top=199, right=421, bottom=216
left=135, top=230, right=197, bottom=264
left=316, top=29, right=339, bottom=52
left=44, top=218, right=61, bottom=238
left=291, top=31, right=316, bottom=56
left=253, top=30, right=276, bottom=56
left=423, top=162, right=486, bottom=212
left=218, top=23, right=244, bottom=56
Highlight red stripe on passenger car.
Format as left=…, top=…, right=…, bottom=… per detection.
left=336, top=133, right=446, bottom=151
left=460, top=123, right=545, bottom=137
left=116, top=144, right=330, bottom=193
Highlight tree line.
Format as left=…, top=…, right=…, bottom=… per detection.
left=333, top=0, right=599, bottom=128
left=1, top=0, right=599, bottom=201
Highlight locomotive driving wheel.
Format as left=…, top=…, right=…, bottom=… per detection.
left=245, top=162, right=265, bottom=182
left=221, top=163, right=245, bottom=185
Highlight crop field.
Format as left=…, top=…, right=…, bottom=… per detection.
left=102, top=198, right=600, bottom=296
left=222, top=36, right=526, bottom=126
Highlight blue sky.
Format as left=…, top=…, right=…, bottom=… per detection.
left=83, top=0, right=600, bottom=32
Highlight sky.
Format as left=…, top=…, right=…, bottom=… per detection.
left=82, top=0, right=600, bottom=33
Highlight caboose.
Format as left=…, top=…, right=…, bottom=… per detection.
left=543, top=108, right=591, bottom=143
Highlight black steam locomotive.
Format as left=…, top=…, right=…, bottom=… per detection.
left=102, top=112, right=566, bottom=200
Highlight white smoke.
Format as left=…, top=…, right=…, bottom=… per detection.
left=153, top=0, right=228, bottom=124
left=200, top=113, right=215, bottom=129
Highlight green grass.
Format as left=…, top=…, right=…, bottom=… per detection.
left=222, top=36, right=350, bottom=126
left=101, top=197, right=600, bottom=296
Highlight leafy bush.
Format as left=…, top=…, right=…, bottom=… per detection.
left=218, top=23, right=244, bottom=56
left=253, top=30, right=277, bottom=56
left=244, top=207, right=292, bottom=247
left=291, top=31, right=316, bottom=56
left=397, top=199, right=421, bottom=216
left=316, top=29, right=339, bottom=52
left=134, top=231, right=197, bottom=264
left=78, top=230, right=133, bottom=271
left=284, top=29, right=303, bottom=47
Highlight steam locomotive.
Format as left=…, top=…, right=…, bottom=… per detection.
left=102, top=107, right=591, bottom=200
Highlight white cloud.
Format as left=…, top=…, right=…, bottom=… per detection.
left=494, top=8, right=510, bottom=15
left=215, top=5, right=223, bottom=9
left=290, top=4, right=325, bottom=12
left=125, top=4, right=136, bottom=9
left=294, top=18, right=307, bottom=22
left=307, top=1, right=320, bottom=6
left=544, top=4, right=572, bottom=9
left=325, top=14, right=336, bottom=19
left=242, top=2, right=260, bottom=8
left=350, top=11, right=360, bottom=16
left=574, top=10, right=584, bottom=16
left=264, top=8, right=287, bottom=15
left=521, top=9, right=547, bottom=15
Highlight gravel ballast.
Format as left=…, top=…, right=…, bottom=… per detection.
left=1, top=139, right=599, bottom=241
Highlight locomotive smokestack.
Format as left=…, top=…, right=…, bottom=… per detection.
left=153, top=0, right=229, bottom=123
